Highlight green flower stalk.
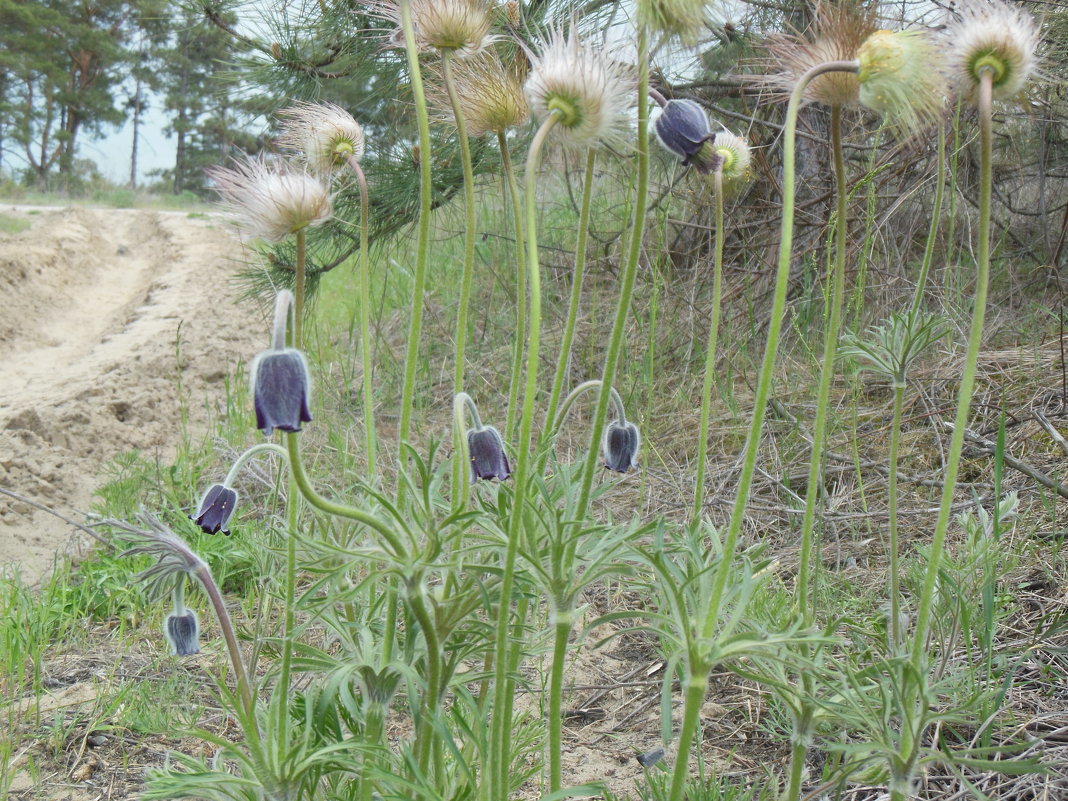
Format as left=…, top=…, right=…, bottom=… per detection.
left=440, top=48, right=481, bottom=509
left=910, top=0, right=1038, bottom=675
left=544, top=149, right=597, bottom=434
left=692, top=131, right=751, bottom=521
left=396, top=0, right=436, bottom=472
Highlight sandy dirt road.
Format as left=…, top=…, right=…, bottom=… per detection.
left=0, top=205, right=263, bottom=583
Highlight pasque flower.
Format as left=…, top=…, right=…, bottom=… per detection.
left=164, top=609, right=200, bottom=656
left=945, top=0, right=1039, bottom=102
left=252, top=290, right=312, bottom=436
left=376, top=0, right=494, bottom=56
left=603, top=419, right=640, bottom=473
left=190, top=484, right=238, bottom=535
left=762, top=1, right=878, bottom=108
left=712, top=132, right=752, bottom=182
left=208, top=156, right=332, bottom=243
left=525, top=28, right=634, bottom=149
left=654, top=99, right=720, bottom=173
left=277, top=101, right=365, bottom=171
left=430, top=51, right=529, bottom=136
left=856, top=29, right=945, bottom=134
left=467, top=425, right=511, bottom=481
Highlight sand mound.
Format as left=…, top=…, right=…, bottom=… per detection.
left=0, top=205, right=263, bottom=583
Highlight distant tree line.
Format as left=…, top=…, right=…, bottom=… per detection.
left=0, top=0, right=259, bottom=195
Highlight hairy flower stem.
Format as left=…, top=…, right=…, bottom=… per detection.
left=500, top=132, right=527, bottom=439
left=785, top=102, right=849, bottom=801
left=575, top=27, right=650, bottom=519
left=223, top=443, right=290, bottom=486
left=409, top=588, right=443, bottom=776
left=691, top=167, right=725, bottom=522
left=795, top=104, right=846, bottom=625
left=548, top=609, right=573, bottom=792
left=489, top=112, right=559, bottom=801
left=911, top=119, right=945, bottom=316
left=194, top=563, right=255, bottom=715
left=396, top=0, right=434, bottom=474
left=544, top=149, right=597, bottom=433
left=345, top=152, right=377, bottom=479
left=442, top=50, right=478, bottom=511
left=910, top=68, right=995, bottom=671
left=666, top=675, right=709, bottom=801
left=277, top=229, right=306, bottom=747
left=294, top=229, right=305, bottom=347
left=703, top=61, right=858, bottom=633
left=888, top=381, right=905, bottom=649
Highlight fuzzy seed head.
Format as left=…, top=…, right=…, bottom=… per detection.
left=762, top=1, right=879, bottom=108
left=857, top=30, right=946, bottom=135
left=713, top=132, right=752, bottom=182
left=277, top=102, right=365, bottom=171
left=945, top=0, right=1039, bottom=102
left=525, top=29, right=634, bottom=149
left=208, top=157, right=333, bottom=243
left=637, top=0, right=709, bottom=46
left=378, top=0, right=494, bottom=57
left=431, top=52, right=529, bottom=136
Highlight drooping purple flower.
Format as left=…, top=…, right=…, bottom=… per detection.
left=190, top=483, right=238, bottom=535
left=251, top=348, right=312, bottom=436
left=653, top=99, right=719, bottom=174
left=164, top=610, right=200, bottom=656
left=603, top=419, right=640, bottom=473
left=468, top=425, right=511, bottom=481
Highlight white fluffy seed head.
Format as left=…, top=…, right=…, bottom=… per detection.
left=208, top=157, right=333, bottom=243
left=945, top=0, right=1040, bottom=102
left=713, top=132, right=752, bottom=182
left=277, top=102, right=365, bottom=171
left=857, top=29, right=946, bottom=135
left=761, top=1, right=879, bottom=109
left=377, top=0, right=495, bottom=57
left=524, top=28, right=634, bottom=150
left=430, top=52, right=529, bottom=136
left=637, top=0, right=709, bottom=46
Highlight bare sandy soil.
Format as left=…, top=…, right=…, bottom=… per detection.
left=0, top=205, right=262, bottom=583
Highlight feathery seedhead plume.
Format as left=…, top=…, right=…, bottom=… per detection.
left=277, top=102, right=365, bottom=171
left=762, top=1, right=878, bottom=108
left=378, top=0, right=494, bottom=57
left=857, top=29, right=946, bottom=134
left=712, top=132, right=752, bottom=182
left=525, top=28, right=634, bottom=150
left=190, top=484, right=238, bottom=535
left=208, top=156, right=332, bottom=243
left=430, top=52, right=529, bottom=136
left=638, top=0, right=709, bottom=46
left=945, top=0, right=1039, bottom=102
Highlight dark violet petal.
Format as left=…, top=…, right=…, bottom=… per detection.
left=603, top=421, right=640, bottom=473
left=468, top=426, right=511, bottom=482
left=191, top=484, right=238, bottom=535
left=654, top=99, right=712, bottom=160
left=252, top=348, right=312, bottom=435
left=164, top=610, right=200, bottom=656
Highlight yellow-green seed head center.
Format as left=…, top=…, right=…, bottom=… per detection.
left=715, top=148, right=735, bottom=171
left=970, top=51, right=1009, bottom=87
left=547, top=96, right=581, bottom=128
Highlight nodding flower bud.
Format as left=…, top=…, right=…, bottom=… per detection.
left=190, top=484, right=238, bottom=535
left=603, top=420, right=640, bottom=473
left=164, top=609, right=200, bottom=656
left=653, top=99, right=720, bottom=174
left=251, top=290, right=312, bottom=436
left=467, top=425, right=511, bottom=482
left=251, top=349, right=312, bottom=436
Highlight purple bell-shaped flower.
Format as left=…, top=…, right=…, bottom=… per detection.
left=468, top=425, right=511, bottom=482
left=603, top=419, right=640, bottom=473
left=653, top=99, right=720, bottom=174
left=164, top=609, right=200, bottom=656
left=190, top=483, right=238, bottom=535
